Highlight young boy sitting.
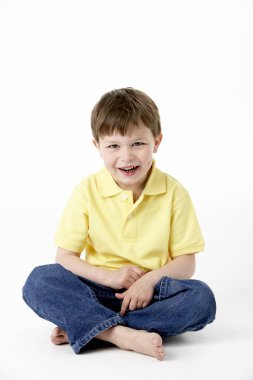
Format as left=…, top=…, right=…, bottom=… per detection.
left=23, top=87, right=216, bottom=361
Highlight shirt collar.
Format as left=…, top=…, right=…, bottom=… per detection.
left=96, top=168, right=123, bottom=197
left=96, top=160, right=167, bottom=197
left=143, top=161, right=167, bottom=195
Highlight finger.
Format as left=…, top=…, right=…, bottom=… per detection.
left=115, top=292, right=125, bottom=299
left=124, top=279, right=135, bottom=289
left=128, top=272, right=141, bottom=283
left=129, top=298, right=138, bottom=311
left=120, top=295, right=131, bottom=316
left=131, top=267, right=145, bottom=276
left=127, top=271, right=145, bottom=285
left=137, top=300, right=144, bottom=309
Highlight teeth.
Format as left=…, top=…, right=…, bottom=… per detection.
left=121, top=166, right=136, bottom=172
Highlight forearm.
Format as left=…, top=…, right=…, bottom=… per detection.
left=145, top=253, right=196, bottom=286
left=55, top=248, right=109, bottom=286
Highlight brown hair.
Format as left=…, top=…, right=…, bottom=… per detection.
left=91, top=87, right=161, bottom=142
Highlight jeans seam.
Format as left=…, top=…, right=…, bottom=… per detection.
left=86, top=285, right=100, bottom=302
left=159, top=276, right=167, bottom=300
left=72, top=314, right=124, bottom=353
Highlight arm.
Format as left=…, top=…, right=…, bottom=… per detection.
left=115, top=253, right=196, bottom=315
left=145, top=253, right=196, bottom=285
left=55, top=247, right=144, bottom=289
left=55, top=247, right=109, bottom=285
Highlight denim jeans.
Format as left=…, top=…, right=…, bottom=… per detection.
left=22, top=264, right=216, bottom=354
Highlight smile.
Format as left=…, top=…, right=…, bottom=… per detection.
left=117, top=166, right=140, bottom=175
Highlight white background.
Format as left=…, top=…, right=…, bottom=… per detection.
left=0, top=1, right=252, bottom=379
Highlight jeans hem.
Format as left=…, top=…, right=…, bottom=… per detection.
left=159, top=276, right=169, bottom=300
left=72, top=314, right=124, bottom=354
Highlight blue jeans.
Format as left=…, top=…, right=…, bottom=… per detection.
left=22, top=264, right=216, bottom=354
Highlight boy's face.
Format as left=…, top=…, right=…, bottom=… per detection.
left=94, top=122, right=162, bottom=196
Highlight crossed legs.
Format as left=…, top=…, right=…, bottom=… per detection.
left=23, top=264, right=216, bottom=361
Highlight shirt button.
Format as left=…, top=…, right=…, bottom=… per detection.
left=128, top=213, right=133, bottom=220
left=121, top=194, right=128, bottom=200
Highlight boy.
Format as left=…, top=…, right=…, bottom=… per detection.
left=23, top=87, right=216, bottom=361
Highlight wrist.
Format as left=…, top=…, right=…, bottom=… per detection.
left=101, top=268, right=113, bottom=287
left=144, top=270, right=161, bottom=287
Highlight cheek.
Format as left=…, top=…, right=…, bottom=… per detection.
left=102, top=152, right=116, bottom=165
left=143, top=147, right=154, bottom=158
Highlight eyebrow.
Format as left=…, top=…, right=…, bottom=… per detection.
left=102, top=136, right=148, bottom=143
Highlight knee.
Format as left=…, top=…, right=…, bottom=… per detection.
left=191, top=280, right=216, bottom=324
left=22, top=263, right=63, bottom=304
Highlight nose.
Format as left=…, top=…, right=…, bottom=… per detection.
left=121, top=146, right=135, bottom=162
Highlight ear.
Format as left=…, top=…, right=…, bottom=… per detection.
left=93, top=138, right=104, bottom=158
left=93, top=139, right=99, bottom=149
left=153, top=133, right=163, bottom=153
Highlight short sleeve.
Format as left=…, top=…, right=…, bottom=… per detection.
left=54, top=181, right=89, bottom=253
left=169, top=186, right=205, bottom=257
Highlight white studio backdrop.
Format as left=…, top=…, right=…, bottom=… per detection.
left=0, top=0, right=252, bottom=322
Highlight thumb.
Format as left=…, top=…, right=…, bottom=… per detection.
left=115, top=292, right=125, bottom=299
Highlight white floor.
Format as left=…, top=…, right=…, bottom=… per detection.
left=1, top=259, right=253, bottom=380
left=1, top=1, right=253, bottom=379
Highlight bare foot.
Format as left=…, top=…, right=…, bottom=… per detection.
left=51, top=325, right=165, bottom=360
left=51, top=327, right=69, bottom=345
left=97, top=326, right=165, bottom=361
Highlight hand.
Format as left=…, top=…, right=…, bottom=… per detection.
left=106, top=266, right=145, bottom=290
left=115, top=274, right=155, bottom=316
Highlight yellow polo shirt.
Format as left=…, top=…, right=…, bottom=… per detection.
left=54, top=163, right=205, bottom=272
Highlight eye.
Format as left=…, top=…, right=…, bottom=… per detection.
left=132, top=142, right=145, bottom=146
left=107, top=144, right=119, bottom=149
